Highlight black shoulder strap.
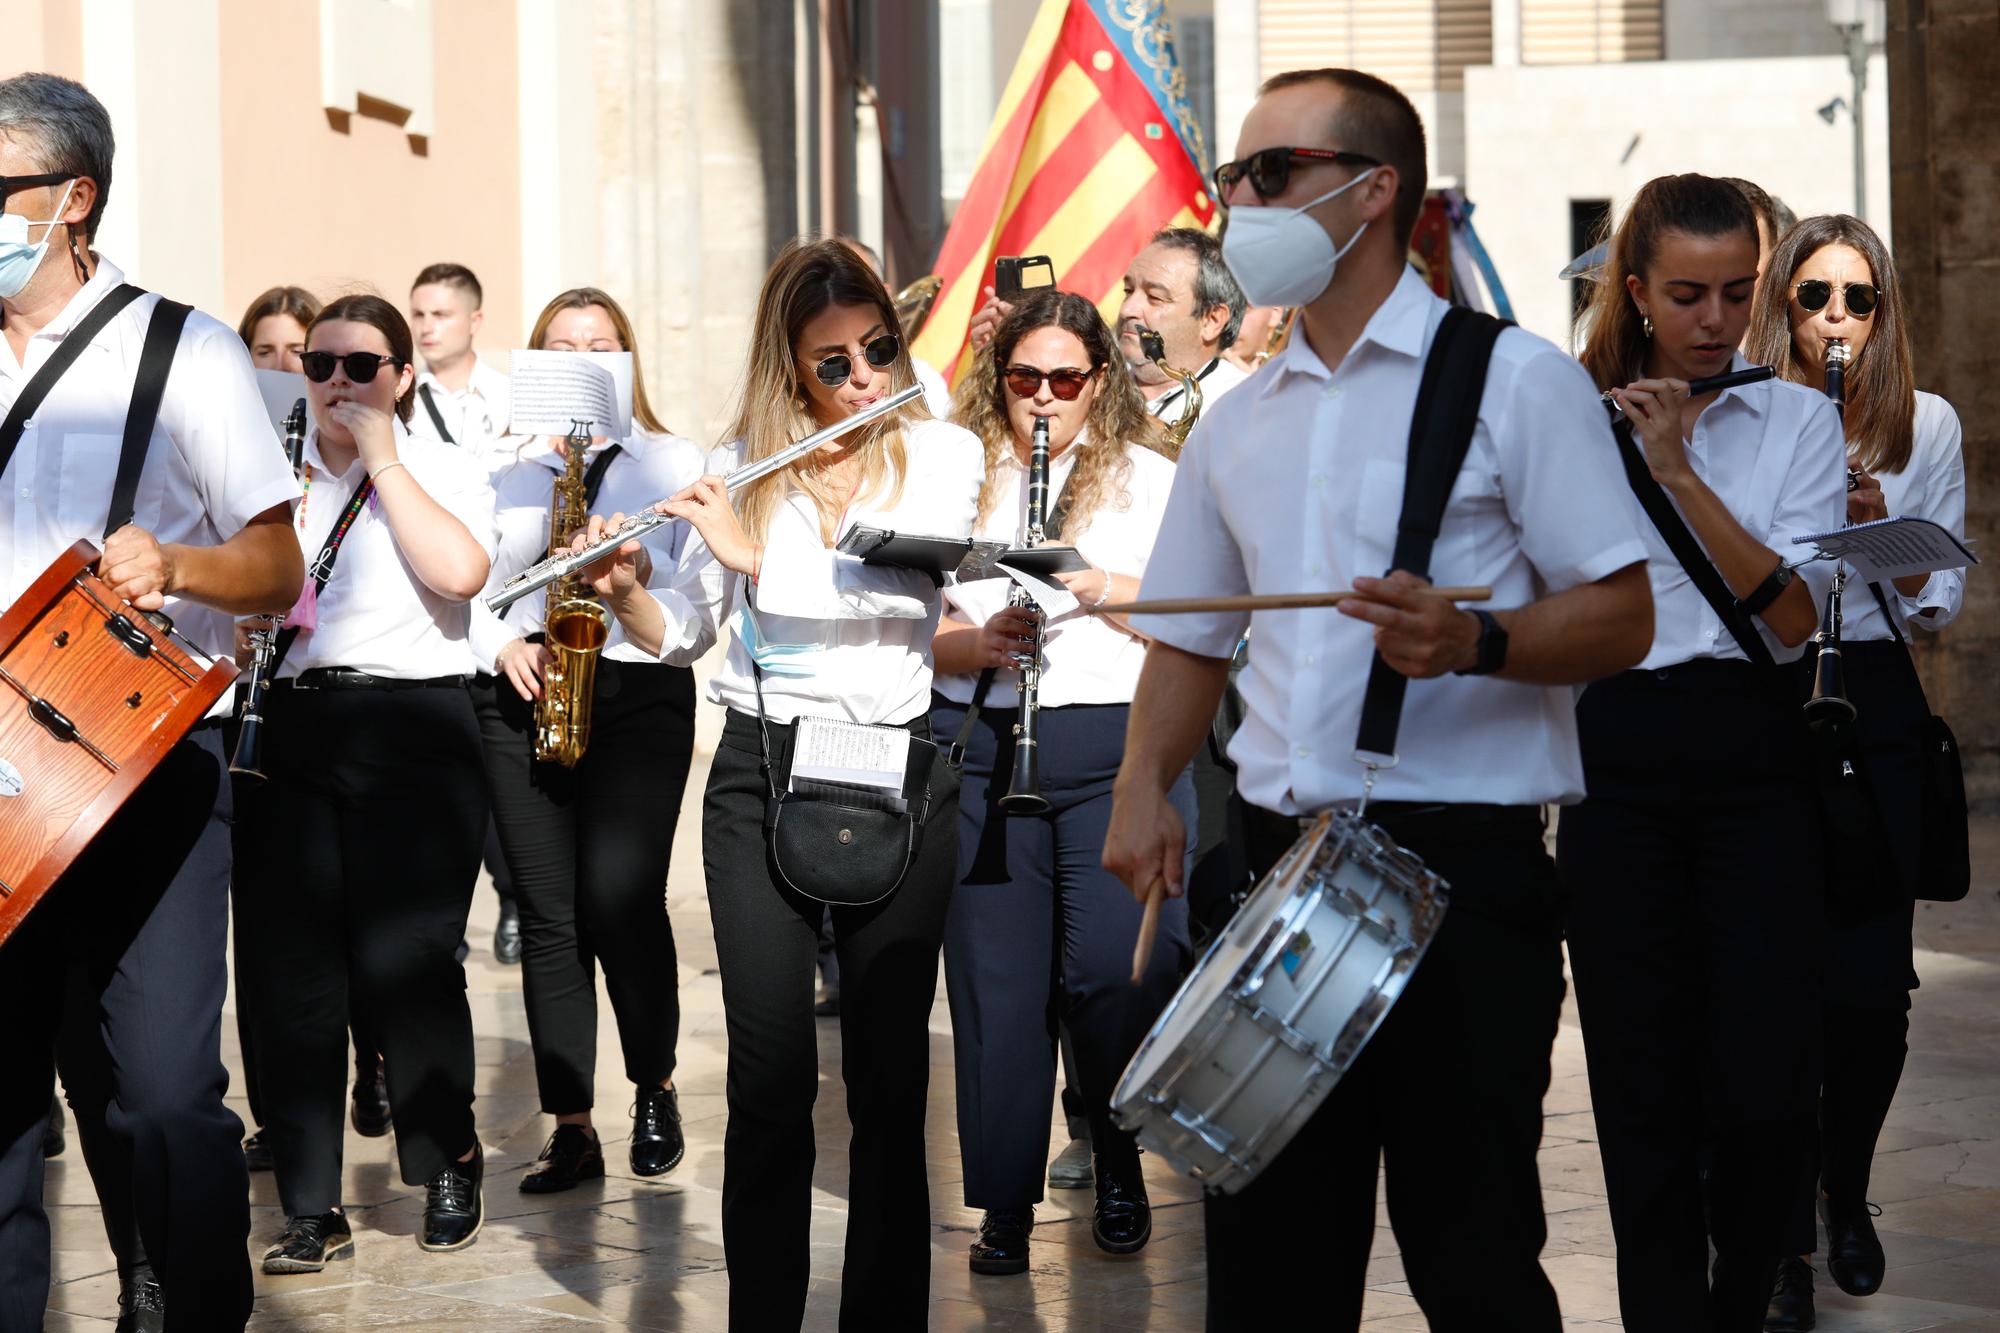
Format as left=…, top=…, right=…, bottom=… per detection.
left=104, top=297, right=192, bottom=537
left=270, top=477, right=377, bottom=675
left=582, top=442, right=622, bottom=509
left=1610, top=417, right=1775, bottom=668
left=1866, top=579, right=1905, bottom=647
left=1353, top=306, right=1511, bottom=760
left=418, top=383, right=455, bottom=444
left=0, top=282, right=146, bottom=486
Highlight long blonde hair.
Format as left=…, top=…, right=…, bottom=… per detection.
left=527, top=287, right=668, bottom=434
left=725, top=238, right=928, bottom=542
left=951, top=289, right=1164, bottom=541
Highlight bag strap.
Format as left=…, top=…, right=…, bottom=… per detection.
left=1353, top=306, right=1511, bottom=760
left=1610, top=416, right=1776, bottom=668
left=582, top=442, right=622, bottom=508
left=270, top=477, right=376, bottom=675
left=0, top=282, right=147, bottom=486
left=105, top=297, right=192, bottom=538
left=1866, top=579, right=1906, bottom=648
left=418, top=383, right=455, bottom=444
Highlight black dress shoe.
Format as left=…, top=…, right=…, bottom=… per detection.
left=521, top=1124, right=605, bottom=1194
left=493, top=898, right=522, bottom=965
left=813, top=984, right=840, bottom=1017
left=351, top=1056, right=392, bottom=1137
left=242, top=1128, right=274, bottom=1172
left=43, top=1094, right=64, bottom=1159
left=262, top=1211, right=354, bottom=1274
left=1092, top=1155, right=1152, bottom=1254
left=114, top=1262, right=165, bottom=1333
left=969, top=1209, right=1033, bottom=1275
left=1822, top=1193, right=1887, bottom=1297
left=1766, top=1256, right=1816, bottom=1332
left=420, top=1143, right=484, bottom=1251
left=631, top=1085, right=684, bottom=1177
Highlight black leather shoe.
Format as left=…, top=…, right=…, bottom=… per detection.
left=521, top=1124, right=604, bottom=1194
left=1822, top=1193, right=1887, bottom=1297
left=43, top=1094, right=64, bottom=1159
left=969, top=1209, right=1033, bottom=1276
left=1092, top=1155, right=1152, bottom=1254
left=242, top=1128, right=274, bottom=1172
left=631, top=1085, right=684, bottom=1176
left=813, top=983, right=840, bottom=1017
left=114, top=1262, right=165, bottom=1333
left=262, top=1211, right=354, bottom=1274
left=351, top=1055, right=392, bottom=1137
left=1766, top=1256, right=1817, bottom=1332
left=493, top=898, right=522, bottom=965
left=420, top=1143, right=484, bottom=1251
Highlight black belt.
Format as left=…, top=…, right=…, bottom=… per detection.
left=281, top=668, right=471, bottom=692
left=1250, top=800, right=1542, bottom=837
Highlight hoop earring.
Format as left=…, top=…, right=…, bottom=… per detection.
left=1641, top=312, right=1654, bottom=339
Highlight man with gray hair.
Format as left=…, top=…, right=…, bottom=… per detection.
left=1116, top=226, right=1252, bottom=429
left=0, top=72, right=303, bottom=1332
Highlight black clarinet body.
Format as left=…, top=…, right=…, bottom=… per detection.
left=1001, top=415, right=1052, bottom=814
left=1804, top=342, right=1856, bottom=726
left=230, top=397, right=308, bottom=780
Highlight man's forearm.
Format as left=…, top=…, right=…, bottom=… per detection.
left=1117, top=641, right=1232, bottom=794
left=169, top=509, right=303, bottom=615
left=1492, top=562, right=1653, bottom=685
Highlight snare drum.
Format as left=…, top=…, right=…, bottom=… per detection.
left=1111, top=809, right=1447, bottom=1193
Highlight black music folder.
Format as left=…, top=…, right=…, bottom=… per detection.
left=837, top=525, right=1088, bottom=582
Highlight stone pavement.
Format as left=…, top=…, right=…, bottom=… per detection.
left=40, top=786, right=2000, bottom=1330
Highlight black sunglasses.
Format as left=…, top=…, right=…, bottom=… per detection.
left=1212, top=147, right=1380, bottom=203
left=0, top=172, right=73, bottom=211
left=808, top=333, right=900, bottom=387
left=1794, top=279, right=1878, bottom=318
left=1003, top=365, right=1097, bottom=401
left=300, top=350, right=410, bottom=384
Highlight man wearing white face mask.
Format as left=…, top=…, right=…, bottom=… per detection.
left=1103, top=68, right=1656, bottom=1330
left=0, top=73, right=303, bottom=1333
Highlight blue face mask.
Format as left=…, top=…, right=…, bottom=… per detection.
left=734, top=604, right=819, bottom=677
left=0, top=180, right=77, bottom=300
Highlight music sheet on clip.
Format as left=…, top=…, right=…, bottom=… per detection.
left=1792, top=516, right=1978, bottom=582
left=508, top=350, right=634, bottom=438
left=790, top=716, right=910, bottom=793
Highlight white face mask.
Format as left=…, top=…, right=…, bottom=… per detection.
left=1221, top=168, right=1377, bottom=308
left=0, top=179, right=77, bottom=300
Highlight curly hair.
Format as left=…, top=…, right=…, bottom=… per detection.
left=949, top=289, right=1165, bottom=541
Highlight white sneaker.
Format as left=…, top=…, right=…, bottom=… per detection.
left=1048, top=1137, right=1093, bottom=1189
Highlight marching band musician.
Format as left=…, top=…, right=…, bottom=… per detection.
left=0, top=73, right=304, bottom=1333
left=1744, top=214, right=1967, bottom=1329
left=1116, top=227, right=1251, bottom=428
left=469, top=288, right=704, bottom=1194
left=574, top=236, right=980, bottom=1330
left=1102, top=68, right=1656, bottom=1331
left=1561, top=175, right=1846, bottom=1330
left=931, top=289, right=1191, bottom=1275
left=233, top=294, right=498, bottom=1272
left=238, top=285, right=320, bottom=373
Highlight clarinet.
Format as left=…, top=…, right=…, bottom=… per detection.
left=1000, top=415, right=1052, bottom=815
left=230, top=398, right=308, bottom=780
left=1804, top=342, right=1857, bottom=726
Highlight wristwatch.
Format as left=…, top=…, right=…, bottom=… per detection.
left=1453, top=610, right=1509, bottom=677
left=1734, top=558, right=1794, bottom=618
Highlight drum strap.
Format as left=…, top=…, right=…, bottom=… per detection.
left=1353, top=306, right=1511, bottom=760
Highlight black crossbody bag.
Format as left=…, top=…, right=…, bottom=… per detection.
left=1863, top=582, right=1969, bottom=902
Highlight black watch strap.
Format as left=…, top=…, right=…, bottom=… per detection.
left=1453, top=609, right=1508, bottom=677
left=1734, top=558, right=1793, bottom=619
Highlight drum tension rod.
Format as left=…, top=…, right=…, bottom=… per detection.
left=0, top=662, right=120, bottom=773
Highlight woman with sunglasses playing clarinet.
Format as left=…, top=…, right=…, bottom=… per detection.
left=929, top=289, right=1189, bottom=1277
left=1559, top=175, right=1847, bottom=1330
left=574, top=237, right=979, bottom=1331
left=1744, top=216, right=1967, bottom=1331
left=234, top=294, right=498, bottom=1272
left=470, top=287, right=705, bottom=1194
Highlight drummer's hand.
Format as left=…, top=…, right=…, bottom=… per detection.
left=101, top=524, right=178, bottom=610
left=573, top=512, right=653, bottom=602
left=1340, top=570, right=1481, bottom=679
left=1103, top=778, right=1187, bottom=904
left=497, top=636, right=553, bottom=702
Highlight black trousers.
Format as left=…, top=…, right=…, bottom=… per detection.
left=1558, top=661, right=1824, bottom=1331
left=929, top=696, right=1194, bottom=1209
left=1203, top=801, right=1566, bottom=1332
left=235, top=681, right=486, bottom=1216
left=0, top=728, right=252, bottom=1331
left=473, top=663, right=695, bottom=1114
left=703, top=707, right=958, bottom=1332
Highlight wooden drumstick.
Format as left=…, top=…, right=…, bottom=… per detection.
left=1131, top=880, right=1165, bottom=985
left=1093, top=587, right=1492, bottom=616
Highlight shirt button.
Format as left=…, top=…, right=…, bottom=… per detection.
left=1308, top=562, right=1322, bottom=576
left=16, top=487, right=27, bottom=498
left=1304, top=653, right=1317, bottom=666
left=1296, top=745, right=1312, bottom=758
left=1313, top=474, right=1328, bottom=489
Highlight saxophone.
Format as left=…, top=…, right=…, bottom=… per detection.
left=534, top=422, right=610, bottom=767
left=1136, top=325, right=1203, bottom=456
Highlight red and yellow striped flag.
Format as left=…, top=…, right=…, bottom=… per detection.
left=913, top=0, right=1217, bottom=382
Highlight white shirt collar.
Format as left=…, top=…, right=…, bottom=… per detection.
left=418, top=351, right=503, bottom=398
left=1263, top=266, right=1436, bottom=389
left=20, top=254, right=127, bottom=346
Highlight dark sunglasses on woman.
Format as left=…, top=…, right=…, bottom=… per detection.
left=300, top=350, right=410, bottom=384
left=809, top=333, right=900, bottom=387
left=1211, top=145, right=1381, bottom=202
left=1003, top=365, right=1097, bottom=401
left=1794, top=279, right=1878, bottom=318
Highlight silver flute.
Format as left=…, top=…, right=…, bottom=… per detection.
left=485, top=382, right=923, bottom=613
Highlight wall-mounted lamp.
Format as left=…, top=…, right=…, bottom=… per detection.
left=1818, top=95, right=1850, bottom=124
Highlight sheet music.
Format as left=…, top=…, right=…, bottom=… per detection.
left=1791, top=516, right=1978, bottom=583
left=790, top=715, right=910, bottom=793
left=507, top=350, right=633, bottom=438
left=994, top=562, right=1080, bottom=617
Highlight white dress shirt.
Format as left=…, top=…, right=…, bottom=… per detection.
left=409, top=353, right=511, bottom=461
left=280, top=418, right=497, bottom=679
left=646, top=416, right=984, bottom=725
left=0, top=257, right=301, bottom=677
left=1843, top=390, right=1965, bottom=642
left=1629, top=357, right=1846, bottom=670
left=1147, top=353, right=1250, bottom=428
left=471, top=430, right=707, bottom=670
left=1135, top=267, right=1652, bottom=813
left=935, top=435, right=1176, bottom=708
